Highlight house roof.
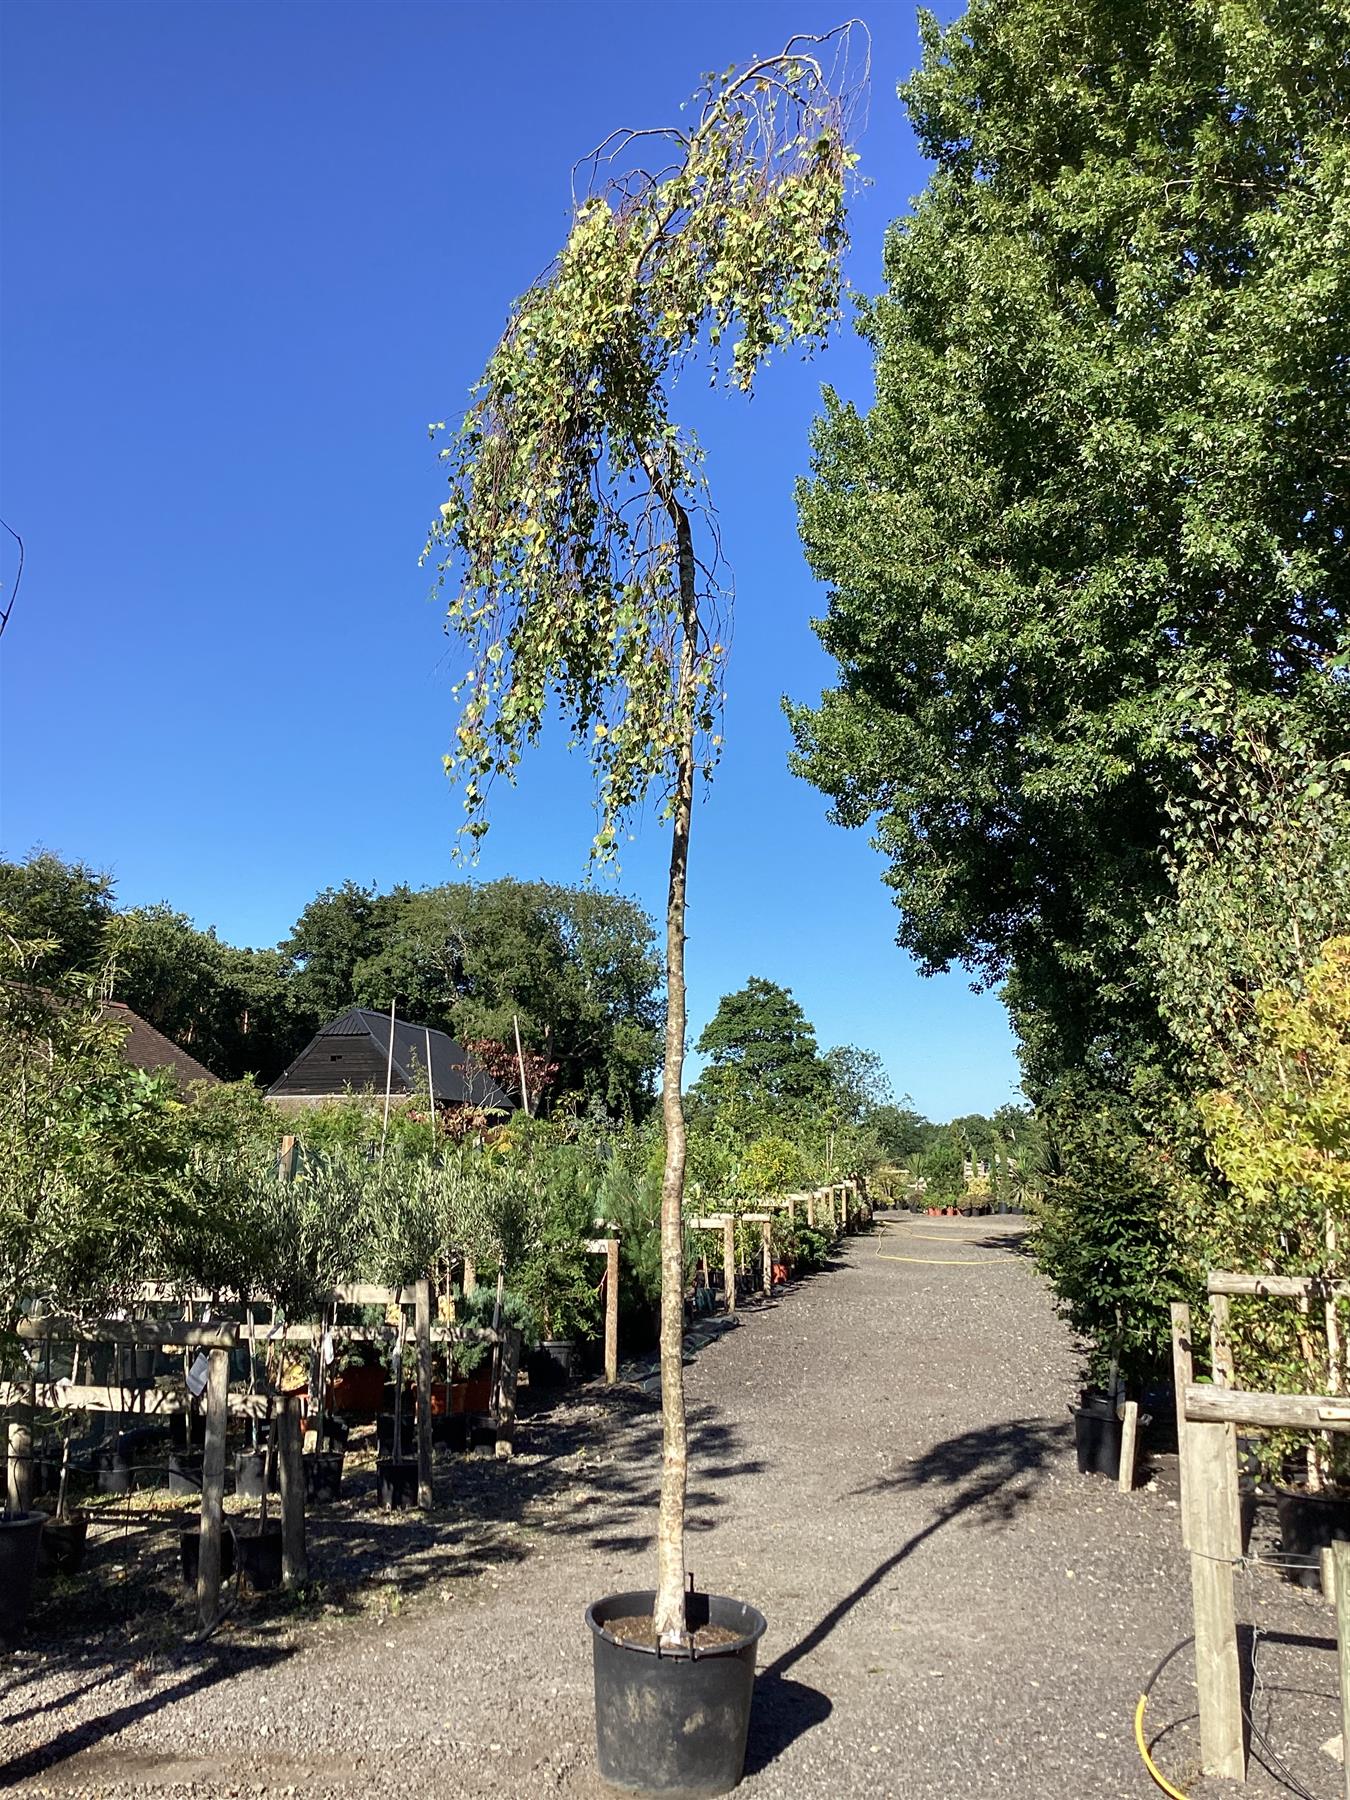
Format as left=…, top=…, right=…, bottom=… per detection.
left=267, top=1007, right=515, bottom=1111
left=102, top=1002, right=221, bottom=1090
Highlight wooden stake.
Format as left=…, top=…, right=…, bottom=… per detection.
left=277, top=1135, right=298, bottom=1181
left=512, top=1013, right=532, bottom=1117
left=415, top=1276, right=434, bottom=1511
left=1183, top=1416, right=1245, bottom=1779
left=1118, top=1399, right=1139, bottom=1495
left=380, top=998, right=397, bottom=1153
left=1336, top=1541, right=1350, bottom=1800
left=277, top=1394, right=307, bottom=1588
left=723, top=1220, right=737, bottom=1316
left=1209, top=1293, right=1243, bottom=1547
left=495, top=1327, right=522, bottom=1460
left=1171, top=1302, right=1194, bottom=1551
left=605, top=1238, right=620, bottom=1384
left=762, top=1221, right=773, bottom=1296
left=806, top=1190, right=816, bottom=1228
left=197, top=1345, right=230, bottom=1630
left=7, top=1370, right=34, bottom=1514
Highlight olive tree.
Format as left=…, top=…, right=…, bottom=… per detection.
left=425, top=32, right=861, bottom=1643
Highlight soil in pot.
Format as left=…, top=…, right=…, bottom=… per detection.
left=233, top=1449, right=278, bottom=1500
left=180, top=1525, right=236, bottom=1589
left=233, top=1522, right=283, bottom=1594
left=378, top=1459, right=419, bottom=1510
left=587, top=1588, right=766, bottom=1798
left=0, top=1512, right=49, bottom=1636
left=303, top=1451, right=344, bottom=1505
left=1276, top=1488, right=1350, bottom=1589
left=1073, top=1393, right=1122, bottom=1480
left=39, top=1512, right=89, bottom=1576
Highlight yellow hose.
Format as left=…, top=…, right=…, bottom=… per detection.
left=1134, top=1693, right=1192, bottom=1800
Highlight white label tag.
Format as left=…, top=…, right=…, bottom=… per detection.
left=186, top=1352, right=210, bottom=1397
left=322, top=1329, right=335, bottom=1367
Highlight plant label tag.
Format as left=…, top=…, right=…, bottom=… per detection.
left=322, top=1329, right=335, bottom=1366
left=186, top=1353, right=210, bottom=1397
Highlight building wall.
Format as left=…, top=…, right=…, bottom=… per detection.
left=271, top=1036, right=402, bottom=1099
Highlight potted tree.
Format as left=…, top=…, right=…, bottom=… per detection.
left=427, top=31, right=861, bottom=1792
left=0, top=938, right=187, bottom=1633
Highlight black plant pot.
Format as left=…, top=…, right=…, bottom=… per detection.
left=1072, top=1394, right=1121, bottom=1480
left=1276, top=1488, right=1350, bottom=1590
left=470, top=1421, right=497, bottom=1452
left=233, top=1449, right=278, bottom=1500
left=39, top=1512, right=89, bottom=1576
left=169, top=1450, right=203, bottom=1496
left=0, top=1512, right=48, bottom=1636
left=180, top=1524, right=236, bottom=1589
left=303, top=1451, right=344, bottom=1505
left=435, top=1413, right=469, bottom=1453
left=378, top=1459, right=419, bottom=1510
left=234, top=1522, right=284, bottom=1594
left=376, top=1411, right=417, bottom=1456
left=95, top=1442, right=132, bottom=1495
left=588, top=1589, right=766, bottom=1797
left=528, top=1339, right=575, bottom=1388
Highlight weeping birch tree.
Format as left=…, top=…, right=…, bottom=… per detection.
left=425, top=30, right=863, bottom=1644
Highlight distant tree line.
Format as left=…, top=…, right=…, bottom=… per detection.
left=0, top=851, right=664, bottom=1117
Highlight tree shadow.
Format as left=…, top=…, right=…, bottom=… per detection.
left=740, top=1417, right=1069, bottom=1775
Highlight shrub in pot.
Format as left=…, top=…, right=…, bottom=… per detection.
left=426, top=38, right=856, bottom=1789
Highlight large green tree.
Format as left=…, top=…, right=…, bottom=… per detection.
left=694, top=977, right=831, bottom=1116
left=789, top=0, right=1349, bottom=1091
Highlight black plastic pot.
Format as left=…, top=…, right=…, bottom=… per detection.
left=180, top=1524, right=236, bottom=1589
left=233, top=1448, right=278, bottom=1500
left=470, top=1421, right=497, bottom=1452
left=1072, top=1394, right=1121, bottom=1480
left=95, top=1442, right=132, bottom=1495
left=39, top=1512, right=89, bottom=1575
left=588, top=1589, right=766, bottom=1797
left=168, top=1450, right=203, bottom=1496
left=234, top=1522, right=284, bottom=1593
left=436, top=1413, right=468, bottom=1453
left=528, top=1339, right=575, bottom=1388
left=1276, top=1488, right=1350, bottom=1589
left=0, top=1512, right=48, bottom=1636
left=376, top=1411, right=417, bottom=1456
left=303, top=1451, right=344, bottom=1505
left=378, top=1458, right=419, bottom=1510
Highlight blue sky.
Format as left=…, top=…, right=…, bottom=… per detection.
left=1, top=0, right=1021, bottom=1120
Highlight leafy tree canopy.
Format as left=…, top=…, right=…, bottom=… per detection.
left=693, top=976, right=831, bottom=1115
left=788, top=0, right=1350, bottom=1092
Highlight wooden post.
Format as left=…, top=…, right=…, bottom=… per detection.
left=841, top=1184, right=851, bottom=1232
left=197, top=1345, right=230, bottom=1631
left=1209, top=1293, right=1243, bottom=1547
left=604, top=1238, right=620, bottom=1384
left=1184, top=1415, right=1245, bottom=1780
left=462, top=1253, right=477, bottom=1297
left=1118, top=1399, right=1139, bottom=1495
left=762, top=1221, right=773, bottom=1296
left=806, top=1190, right=816, bottom=1228
left=277, top=1134, right=298, bottom=1180
left=415, top=1276, right=435, bottom=1510
left=277, top=1393, right=307, bottom=1589
left=1171, top=1302, right=1194, bottom=1550
left=788, top=1192, right=798, bottom=1223
left=723, top=1220, right=737, bottom=1316
left=1334, top=1540, right=1350, bottom=1800
left=495, top=1327, right=522, bottom=1460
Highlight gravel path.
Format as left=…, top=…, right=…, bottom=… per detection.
left=3, top=1216, right=1337, bottom=1798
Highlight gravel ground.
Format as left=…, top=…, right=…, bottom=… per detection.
left=3, top=1215, right=1338, bottom=1798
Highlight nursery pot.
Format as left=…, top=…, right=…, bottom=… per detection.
left=303, top=1451, right=344, bottom=1505
left=180, top=1524, right=236, bottom=1589
left=1276, top=1488, right=1350, bottom=1589
left=0, top=1511, right=48, bottom=1635
left=377, top=1410, right=418, bottom=1454
left=451, top=1374, right=494, bottom=1414
left=587, top=1589, right=766, bottom=1798
left=39, top=1511, right=89, bottom=1576
left=529, top=1340, right=575, bottom=1388
left=95, top=1441, right=132, bottom=1495
left=233, top=1449, right=278, bottom=1500
left=1072, top=1394, right=1122, bottom=1480
left=233, top=1522, right=283, bottom=1594
left=168, top=1449, right=203, bottom=1496
left=377, top=1458, right=419, bottom=1510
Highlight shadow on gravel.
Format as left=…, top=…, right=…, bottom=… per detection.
left=743, top=1672, right=833, bottom=1777
left=0, top=1643, right=294, bottom=1786
left=750, top=1414, right=1071, bottom=1756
